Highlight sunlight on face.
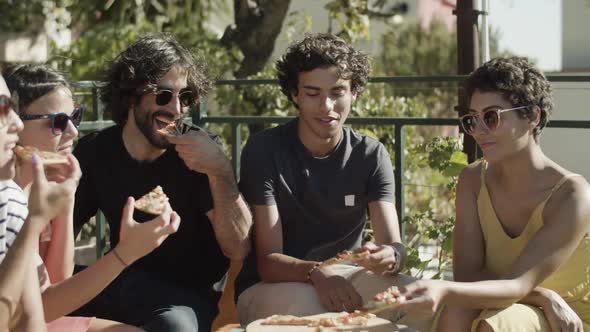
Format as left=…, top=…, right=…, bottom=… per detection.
left=18, top=87, right=78, bottom=154
left=292, top=66, right=356, bottom=148
left=0, top=76, right=23, bottom=180
left=133, top=66, right=189, bottom=149
left=469, top=90, right=532, bottom=163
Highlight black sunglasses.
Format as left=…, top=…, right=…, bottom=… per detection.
left=145, top=87, right=195, bottom=107
left=19, top=106, right=85, bottom=135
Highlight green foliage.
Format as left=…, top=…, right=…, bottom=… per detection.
left=40, top=1, right=471, bottom=274
left=51, top=1, right=237, bottom=81
left=379, top=19, right=457, bottom=76
left=402, top=138, right=466, bottom=279
left=0, top=0, right=58, bottom=33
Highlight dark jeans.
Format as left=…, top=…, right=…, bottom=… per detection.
left=69, top=265, right=219, bottom=332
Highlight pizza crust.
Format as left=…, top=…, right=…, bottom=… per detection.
left=14, top=146, right=68, bottom=165
left=321, top=250, right=370, bottom=267
left=248, top=312, right=396, bottom=332
left=157, top=122, right=180, bottom=137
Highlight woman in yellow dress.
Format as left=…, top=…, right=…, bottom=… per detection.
left=395, top=57, right=590, bottom=332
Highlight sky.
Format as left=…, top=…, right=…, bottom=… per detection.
left=486, top=0, right=561, bottom=71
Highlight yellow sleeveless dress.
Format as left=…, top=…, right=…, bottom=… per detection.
left=474, top=161, right=590, bottom=331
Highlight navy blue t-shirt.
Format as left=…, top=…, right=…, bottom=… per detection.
left=236, top=119, right=395, bottom=297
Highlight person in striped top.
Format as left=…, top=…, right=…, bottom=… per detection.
left=0, top=180, right=28, bottom=261
left=0, top=72, right=74, bottom=331
left=4, top=63, right=183, bottom=332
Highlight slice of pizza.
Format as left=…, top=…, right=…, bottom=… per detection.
left=364, top=286, right=402, bottom=313
left=14, top=145, right=68, bottom=165
left=134, top=186, right=169, bottom=215
left=260, top=315, right=315, bottom=326
left=157, top=121, right=180, bottom=137
left=338, top=310, right=375, bottom=326
left=321, top=250, right=370, bottom=266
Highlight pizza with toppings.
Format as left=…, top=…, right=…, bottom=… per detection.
left=364, top=286, right=402, bottom=313
left=260, top=315, right=315, bottom=326
left=157, top=121, right=180, bottom=137
left=14, top=145, right=68, bottom=165
left=134, top=186, right=169, bottom=215
left=260, top=311, right=375, bottom=329
left=249, top=311, right=397, bottom=332
left=321, top=250, right=370, bottom=266
left=157, top=118, right=190, bottom=137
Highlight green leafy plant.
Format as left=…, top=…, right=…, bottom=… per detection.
left=403, top=136, right=467, bottom=279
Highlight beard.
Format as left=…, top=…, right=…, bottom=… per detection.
left=133, top=106, right=174, bottom=149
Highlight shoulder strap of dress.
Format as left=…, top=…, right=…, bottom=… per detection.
left=543, top=173, right=584, bottom=203
left=479, top=159, right=487, bottom=186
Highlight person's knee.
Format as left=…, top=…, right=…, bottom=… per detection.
left=474, top=320, right=495, bottom=332
left=436, top=306, right=479, bottom=332
left=143, top=306, right=200, bottom=332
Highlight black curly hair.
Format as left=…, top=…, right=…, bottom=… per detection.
left=102, top=33, right=212, bottom=125
left=276, top=33, right=370, bottom=108
left=464, top=56, right=553, bottom=138
left=2, top=64, right=69, bottom=114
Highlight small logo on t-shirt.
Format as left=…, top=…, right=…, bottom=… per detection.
left=345, top=195, right=355, bottom=206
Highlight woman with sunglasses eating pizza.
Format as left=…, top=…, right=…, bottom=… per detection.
left=2, top=64, right=181, bottom=332
left=390, top=57, right=590, bottom=332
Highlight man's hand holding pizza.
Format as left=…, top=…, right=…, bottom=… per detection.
left=168, top=130, right=233, bottom=178
left=355, top=242, right=400, bottom=275
left=309, top=264, right=364, bottom=313
left=114, top=197, right=181, bottom=266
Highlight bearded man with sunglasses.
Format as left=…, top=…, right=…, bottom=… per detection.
left=70, top=34, right=252, bottom=332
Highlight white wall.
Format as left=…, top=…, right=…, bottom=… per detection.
left=562, top=0, right=590, bottom=70
left=541, top=82, right=590, bottom=179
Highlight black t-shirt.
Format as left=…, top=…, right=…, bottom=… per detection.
left=235, top=119, right=395, bottom=297
left=73, top=125, right=229, bottom=297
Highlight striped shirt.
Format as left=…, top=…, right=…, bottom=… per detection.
left=0, top=180, right=28, bottom=263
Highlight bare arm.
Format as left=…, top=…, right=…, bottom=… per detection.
left=11, top=255, right=46, bottom=331
left=41, top=250, right=125, bottom=320
left=453, top=165, right=496, bottom=282
left=254, top=204, right=317, bottom=283
left=357, top=201, right=405, bottom=274
left=42, top=197, right=180, bottom=320
left=0, top=219, right=45, bottom=330
left=0, top=157, right=73, bottom=330
left=402, top=176, right=590, bottom=311
left=39, top=203, right=75, bottom=284
left=206, top=171, right=252, bottom=260
left=35, top=156, right=80, bottom=283
left=170, top=131, right=252, bottom=260
left=369, top=200, right=401, bottom=245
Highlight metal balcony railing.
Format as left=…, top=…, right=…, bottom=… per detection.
left=71, top=75, right=590, bottom=257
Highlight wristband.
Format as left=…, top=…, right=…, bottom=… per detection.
left=306, top=262, right=322, bottom=283
left=384, top=244, right=404, bottom=275
left=112, top=248, right=129, bottom=267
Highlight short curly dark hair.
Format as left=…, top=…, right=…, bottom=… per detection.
left=2, top=64, right=69, bottom=114
left=102, top=33, right=212, bottom=125
left=464, top=56, right=553, bottom=138
left=276, top=33, right=370, bottom=108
